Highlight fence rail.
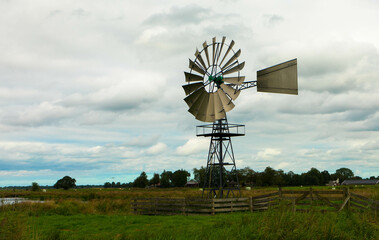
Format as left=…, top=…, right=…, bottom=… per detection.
left=132, top=188, right=378, bottom=215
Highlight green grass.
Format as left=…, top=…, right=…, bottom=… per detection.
left=0, top=186, right=378, bottom=239
left=0, top=210, right=376, bottom=240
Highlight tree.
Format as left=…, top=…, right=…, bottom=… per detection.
left=236, top=167, right=256, bottom=186
left=149, top=173, right=160, bottom=186
left=103, top=182, right=111, bottom=188
left=160, top=170, right=173, bottom=187
left=193, top=167, right=206, bottom=187
left=303, top=168, right=321, bottom=186
left=133, top=172, right=148, bottom=188
left=172, top=169, right=190, bottom=187
left=54, top=176, right=76, bottom=190
left=334, top=168, right=354, bottom=182
left=320, top=170, right=331, bottom=185
left=31, top=182, right=41, bottom=191
left=261, top=167, right=279, bottom=186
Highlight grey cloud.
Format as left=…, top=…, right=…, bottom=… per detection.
left=127, top=135, right=160, bottom=147
left=48, top=10, right=63, bottom=17
left=143, top=5, right=209, bottom=27
left=61, top=85, right=162, bottom=112
left=72, top=8, right=90, bottom=17
left=300, top=41, right=379, bottom=91
left=1, top=102, right=74, bottom=127
left=262, top=14, right=284, bottom=27
left=277, top=90, right=379, bottom=116
left=202, top=23, right=252, bottom=41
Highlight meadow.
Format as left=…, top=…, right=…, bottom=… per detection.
left=0, top=186, right=378, bottom=240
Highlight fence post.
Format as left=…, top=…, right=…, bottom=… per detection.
left=212, top=199, right=215, bottom=216
left=249, top=197, right=253, bottom=212
left=309, top=187, right=313, bottom=209
left=154, top=199, right=157, bottom=215
left=133, top=199, right=136, bottom=214
left=343, top=187, right=350, bottom=210
left=292, top=199, right=296, bottom=213
left=278, top=187, right=282, bottom=201
left=182, top=198, right=186, bottom=215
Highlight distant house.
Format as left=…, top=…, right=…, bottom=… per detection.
left=186, top=180, right=199, bottom=188
left=326, top=179, right=339, bottom=186
left=341, top=179, right=379, bottom=185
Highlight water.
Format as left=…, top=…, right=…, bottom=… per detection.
left=0, top=198, right=44, bottom=206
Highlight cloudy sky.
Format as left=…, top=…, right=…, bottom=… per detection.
left=1, top=0, right=378, bottom=186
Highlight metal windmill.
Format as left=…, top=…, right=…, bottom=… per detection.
left=183, top=37, right=298, bottom=198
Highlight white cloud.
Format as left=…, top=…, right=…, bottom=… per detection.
left=176, top=138, right=209, bottom=156
left=256, top=148, right=281, bottom=160
left=146, top=142, right=167, bottom=155
left=136, top=27, right=168, bottom=44
left=2, top=101, right=74, bottom=126
left=276, top=162, right=290, bottom=170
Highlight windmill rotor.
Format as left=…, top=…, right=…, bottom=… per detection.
left=183, top=37, right=245, bottom=122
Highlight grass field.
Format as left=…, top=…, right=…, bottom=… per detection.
left=0, top=186, right=378, bottom=240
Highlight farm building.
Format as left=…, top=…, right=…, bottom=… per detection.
left=341, top=179, right=379, bottom=185
left=186, top=180, right=199, bottom=188
left=326, top=179, right=339, bottom=186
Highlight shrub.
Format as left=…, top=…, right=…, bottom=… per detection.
left=31, top=182, right=41, bottom=192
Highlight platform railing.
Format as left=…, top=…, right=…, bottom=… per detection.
left=196, top=123, right=245, bottom=136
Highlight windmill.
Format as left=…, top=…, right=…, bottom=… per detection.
left=183, top=37, right=298, bottom=198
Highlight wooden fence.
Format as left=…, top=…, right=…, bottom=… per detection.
left=132, top=188, right=378, bottom=215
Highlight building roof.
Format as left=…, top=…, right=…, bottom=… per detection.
left=186, top=180, right=199, bottom=185
left=341, top=179, right=379, bottom=185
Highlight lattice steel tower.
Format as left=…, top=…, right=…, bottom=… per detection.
left=197, top=117, right=245, bottom=198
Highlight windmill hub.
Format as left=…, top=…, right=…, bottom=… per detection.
left=208, top=75, right=224, bottom=88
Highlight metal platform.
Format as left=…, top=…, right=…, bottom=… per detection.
left=196, top=123, right=245, bottom=137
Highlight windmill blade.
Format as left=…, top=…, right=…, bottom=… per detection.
left=184, top=86, right=206, bottom=108
left=220, top=40, right=235, bottom=66
left=195, top=49, right=207, bottom=70
left=212, top=37, right=216, bottom=64
left=204, top=92, right=216, bottom=122
left=215, top=109, right=226, bottom=120
left=213, top=92, right=226, bottom=120
left=257, top=58, right=298, bottom=95
left=182, top=82, right=203, bottom=95
left=188, top=90, right=207, bottom=116
left=189, top=59, right=206, bottom=75
left=203, top=41, right=210, bottom=67
left=220, top=83, right=240, bottom=100
left=184, top=72, right=203, bottom=82
left=223, top=76, right=245, bottom=85
left=221, top=49, right=241, bottom=71
left=195, top=93, right=210, bottom=122
left=216, top=36, right=226, bottom=64
left=217, top=88, right=235, bottom=112
left=223, top=62, right=245, bottom=75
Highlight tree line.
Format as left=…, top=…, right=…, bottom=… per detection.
left=193, top=166, right=374, bottom=187
left=104, top=169, right=190, bottom=188
left=44, top=167, right=376, bottom=190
